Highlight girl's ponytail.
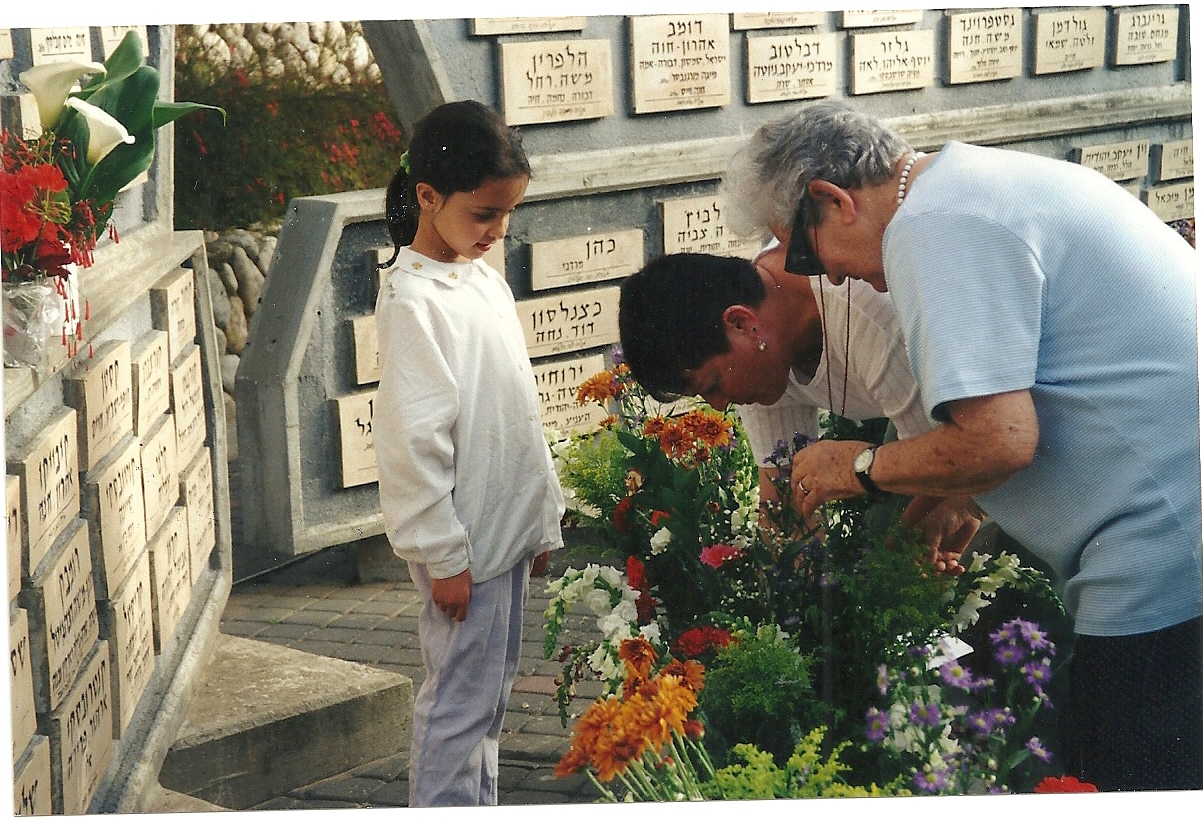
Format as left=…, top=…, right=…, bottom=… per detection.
left=377, top=101, right=528, bottom=272
left=378, top=153, right=418, bottom=271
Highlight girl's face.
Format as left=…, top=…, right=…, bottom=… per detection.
left=412, top=174, right=529, bottom=264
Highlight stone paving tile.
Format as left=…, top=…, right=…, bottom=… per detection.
left=348, top=752, right=408, bottom=780
left=254, top=622, right=319, bottom=641
left=292, top=775, right=389, bottom=804
left=352, top=628, right=416, bottom=647
left=361, top=779, right=408, bottom=807
left=323, top=613, right=391, bottom=631
left=217, top=621, right=265, bottom=638
left=279, top=609, right=342, bottom=627
left=296, top=598, right=359, bottom=613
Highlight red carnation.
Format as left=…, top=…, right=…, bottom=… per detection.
left=1033, top=775, right=1098, bottom=794
left=612, top=496, right=634, bottom=534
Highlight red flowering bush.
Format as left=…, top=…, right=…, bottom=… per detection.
left=1034, top=775, right=1098, bottom=793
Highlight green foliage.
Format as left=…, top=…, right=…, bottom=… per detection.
left=699, top=623, right=823, bottom=766
left=556, top=431, right=629, bottom=528
left=173, top=36, right=405, bottom=231
left=703, top=727, right=910, bottom=800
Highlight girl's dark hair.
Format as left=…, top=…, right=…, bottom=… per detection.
left=619, top=253, right=767, bottom=402
left=378, top=99, right=530, bottom=270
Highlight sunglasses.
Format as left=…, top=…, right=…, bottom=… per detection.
left=784, top=195, right=823, bottom=277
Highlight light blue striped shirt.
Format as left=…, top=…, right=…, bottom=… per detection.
left=884, top=141, right=1201, bottom=636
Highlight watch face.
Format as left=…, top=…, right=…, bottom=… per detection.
left=854, top=448, right=875, bottom=472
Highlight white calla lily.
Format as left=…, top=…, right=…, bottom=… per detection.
left=63, top=97, right=135, bottom=165
left=19, top=59, right=105, bottom=130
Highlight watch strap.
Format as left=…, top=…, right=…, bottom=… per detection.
left=854, top=446, right=883, bottom=496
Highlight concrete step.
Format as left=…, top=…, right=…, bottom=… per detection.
left=158, top=634, right=413, bottom=809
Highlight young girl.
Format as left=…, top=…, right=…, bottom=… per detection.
left=372, top=100, right=564, bottom=807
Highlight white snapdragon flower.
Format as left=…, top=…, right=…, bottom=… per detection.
left=584, top=587, right=614, bottom=617
left=598, top=599, right=638, bottom=637
left=639, top=622, right=662, bottom=644
left=649, top=527, right=672, bottom=555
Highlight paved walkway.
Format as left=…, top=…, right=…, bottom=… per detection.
left=218, top=538, right=616, bottom=808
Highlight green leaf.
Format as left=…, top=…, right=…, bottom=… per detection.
left=86, top=65, right=159, bottom=136
left=79, top=29, right=144, bottom=97
left=80, top=126, right=154, bottom=205
left=153, top=100, right=226, bottom=128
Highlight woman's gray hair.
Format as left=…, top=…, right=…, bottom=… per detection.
left=724, top=100, right=911, bottom=238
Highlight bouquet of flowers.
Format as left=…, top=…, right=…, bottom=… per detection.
left=555, top=350, right=761, bottom=638
left=2, top=30, right=221, bottom=365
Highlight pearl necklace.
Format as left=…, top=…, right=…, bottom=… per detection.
left=896, top=151, right=926, bottom=205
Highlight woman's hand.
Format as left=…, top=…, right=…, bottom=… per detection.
left=901, top=495, right=987, bottom=576
left=431, top=568, right=472, bottom=621
left=789, top=439, right=871, bottom=518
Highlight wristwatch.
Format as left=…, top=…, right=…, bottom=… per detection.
left=853, top=445, right=883, bottom=496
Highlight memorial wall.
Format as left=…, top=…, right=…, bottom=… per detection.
left=238, top=8, right=1191, bottom=562
left=3, top=24, right=234, bottom=815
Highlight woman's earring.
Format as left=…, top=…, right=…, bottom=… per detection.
left=758, top=341, right=767, bottom=352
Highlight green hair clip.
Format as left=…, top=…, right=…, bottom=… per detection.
left=399, top=151, right=410, bottom=174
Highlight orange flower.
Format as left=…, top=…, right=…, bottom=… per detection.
left=619, top=636, right=658, bottom=680
left=657, top=419, right=693, bottom=459
left=599, top=414, right=619, bottom=429
left=577, top=370, right=619, bottom=405
left=683, top=411, right=734, bottom=449
left=642, top=416, right=669, bottom=437
left=661, top=658, right=706, bottom=693
left=556, top=696, right=622, bottom=777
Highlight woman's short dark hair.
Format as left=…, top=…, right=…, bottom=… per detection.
left=619, top=253, right=766, bottom=402
left=379, top=100, right=530, bottom=268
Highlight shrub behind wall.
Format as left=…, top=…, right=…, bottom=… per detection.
left=173, top=22, right=406, bottom=232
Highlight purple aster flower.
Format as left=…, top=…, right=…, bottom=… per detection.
left=994, top=642, right=1027, bottom=667
left=1017, top=620, right=1051, bottom=651
left=938, top=661, right=976, bottom=692
left=1026, top=736, right=1053, bottom=764
left=989, top=707, right=1016, bottom=731
left=865, top=707, right=889, bottom=742
left=1022, top=658, right=1053, bottom=693
left=965, top=710, right=993, bottom=738
left=910, top=700, right=942, bottom=728
left=913, top=767, right=949, bottom=794
left=876, top=664, right=890, bottom=696
left=989, top=620, right=1021, bottom=646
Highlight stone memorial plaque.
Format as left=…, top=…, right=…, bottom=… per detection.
left=29, top=27, right=91, bottom=66
left=520, top=286, right=621, bottom=359
left=349, top=315, right=381, bottom=385
left=63, top=340, right=133, bottom=472
left=1145, top=181, right=1194, bottom=222
left=26, top=520, right=99, bottom=713
left=150, top=267, right=197, bottom=363
left=630, top=14, right=731, bottom=114
left=49, top=642, right=113, bottom=816
left=99, top=25, right=148, bottom=58
left=147, top=507, right=192, bottom=654
left=660, top=194, right=763, bottom=257
left=179, top=447, right=216, bottom=583
left=8, top=473, right=22, bottom=601
left=841, top=10, right=925, bottom=28
left=1150, top=139, right=1194, bottom=183
left=101, top=550, right=154, bottom=738
left=14, top=735, right=52, bottom=817
left=8, top=407, right=80, bottom=577
left=82, top=436, right=147, bottom=600
left=851, top=29, right=936, bottom=94
left=375, top=242, right=506, bottom=285
left=1033, top=8, right=1106, bottom=75
left=947, top=8, right=1024, bottom=84
left=334, top=391, right=378, bottom=489
left=530, top=229, right=644, bottom=291
left=0, top=29, right=14, bottom=61
left=10, top=607, right=38, bottom=760
left=1114, top=6, right=1179, bottom=66
left=171, top=344, right=207, bottom=465
left=131, top=330, right=170, bottom=437
left=140, top=414, right=179, bottom=539
left=1072, top=139, right=1151, bottom=181
left=533, top=354, right=608, bottom=438
left=0, top=93, right=44, bottom=139
left=500, top=39, right=615, bottom=126
left=472, top=17, right=586, bottom=35
left=732, top=12, right=824, bottom=30
left=746, top=31, right=839, bottom=103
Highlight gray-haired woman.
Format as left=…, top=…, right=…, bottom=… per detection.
left=723, top=99, right=1201, bottom=792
